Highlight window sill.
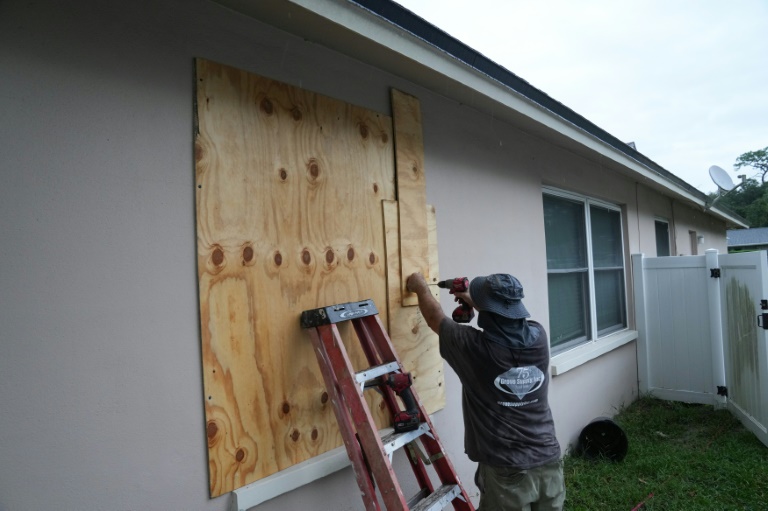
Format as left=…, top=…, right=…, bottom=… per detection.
left=550, top=329, right=638, bottom=376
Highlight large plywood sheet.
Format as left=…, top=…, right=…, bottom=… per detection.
left=195, top=59, right=396, bottom=496
left=195, top=59, right=445, bottom=496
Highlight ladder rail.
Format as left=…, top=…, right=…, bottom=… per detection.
left=316, top=324, right=410, bottom=511
left=307, top=326, right=381, bottom=511
left=357, top=315, right=474, bottom=510
left=303, top=300, right=476, bottom=511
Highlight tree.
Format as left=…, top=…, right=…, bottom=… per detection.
left=710, top=178, right=768, bottom=226
left=735, top=146, right=768, bottom=183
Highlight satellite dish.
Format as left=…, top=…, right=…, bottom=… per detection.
left=709, top=165, right=735, bottom=191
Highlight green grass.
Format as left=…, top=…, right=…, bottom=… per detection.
left=564, top=397, right=768, bottom=510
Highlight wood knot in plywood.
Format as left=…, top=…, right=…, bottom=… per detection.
left=207, top=421, right=218, bottom=438
left=235, top=448, right=246, bottom=463
left=206, top=245, right=226, bottom=274
left=358, top=123, right=369, bottom=139
left=242, top=244, right=255, bottom=266
left=291, top=107, right=302, bottom=121
left=298, top=247, right=316, bottom=275
left=212, top=247, right=224, bottom=266
left=290, top=429, right=300, bottom=442
left=260, top=97, right=274, bottom=116
left=278, top=167, right=288, bottom=181
left=194, top=140, right=205, bottom=165
left=306, top=158, right=321, bottom=181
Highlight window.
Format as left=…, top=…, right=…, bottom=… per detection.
left=689, top=230, right=698, bottom=255
left=543, top=190, right=627, bottom=353
left=655, top=219, right=671, bottom=256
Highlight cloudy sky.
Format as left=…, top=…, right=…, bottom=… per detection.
left=396, top=0, right=768, bottom=193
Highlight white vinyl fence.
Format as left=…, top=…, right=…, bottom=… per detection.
left=633, top=249, right=768, bottom=448
left=632, top=250, right=726, bottom=406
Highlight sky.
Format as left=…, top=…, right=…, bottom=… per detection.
left=395, top=0, right=768, bottom=193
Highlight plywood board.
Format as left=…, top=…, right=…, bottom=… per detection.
left=383, top=201, right=445, bottom=413
left=195, top=59, right=396, bottom=496
left=391, top=89, right=429, bottom=306
left=195, top=61, right=445, bottom=496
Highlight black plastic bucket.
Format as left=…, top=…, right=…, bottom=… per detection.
left=575, top=417, right=628, bottom=462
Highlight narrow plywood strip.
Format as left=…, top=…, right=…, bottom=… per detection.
left=383, top=200, right=445, bottom=414
left=195, top=59, right=394, bottom=496
left=391, top=89, right=429, bottom=306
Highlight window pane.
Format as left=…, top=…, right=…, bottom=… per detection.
left=547, top=271, right=590, bottom=347
left=544, top=195, right=587, bottom=269
left=590, top=205, right=623, bottom=268
left=595, top=268, right=626, bottom=335
left=655, top=220, right=670, bottom=256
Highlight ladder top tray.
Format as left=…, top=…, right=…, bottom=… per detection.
left=300, top=299, right=379, bottom=328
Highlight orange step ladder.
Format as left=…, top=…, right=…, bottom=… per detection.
left=301, top=299, right=475, bottom=511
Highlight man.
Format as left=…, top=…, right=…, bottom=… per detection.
left=406, top=272, right=564, bottom=511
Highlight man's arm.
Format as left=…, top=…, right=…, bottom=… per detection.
left=406, top=272, right=448, bottom=334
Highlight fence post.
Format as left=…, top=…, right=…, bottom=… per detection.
left=705, top=248, right=727, bottom=408
left=631, top=253, right=650, bottom=394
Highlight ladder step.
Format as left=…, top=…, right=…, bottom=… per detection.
left=355, top=361, right=400, bottom=385
left=380, top=422, right=430, bottom=456
left=411, top=484, right=462, bottom=511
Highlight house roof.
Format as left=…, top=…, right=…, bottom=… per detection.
left=216, top=0, right=747, bottom=228
left=727, top=227, right=768, bottom=247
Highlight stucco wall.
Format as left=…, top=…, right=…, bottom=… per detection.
left=0, top=0, right=725, bottom=509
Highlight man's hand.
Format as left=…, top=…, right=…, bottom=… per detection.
left=406, top=272, right=429, bottom=295
left=406, top=272, right=446, bottom=334
left=452, top=288, right=476, bottom=310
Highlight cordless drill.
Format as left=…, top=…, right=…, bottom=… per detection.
left=384, top=373, right=422, bottom=433
left=437, top=277, right=474, bottom=323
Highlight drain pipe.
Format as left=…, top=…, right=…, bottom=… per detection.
left=706, top=248, right=727, bottom=408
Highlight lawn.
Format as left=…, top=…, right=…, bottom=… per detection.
left=563, top=397, right=768, bottom=510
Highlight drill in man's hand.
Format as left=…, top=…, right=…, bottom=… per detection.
left=437, top=277, right=474, bottom=323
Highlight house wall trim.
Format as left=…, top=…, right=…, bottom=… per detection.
left=551, top=329, right=638, bottom=376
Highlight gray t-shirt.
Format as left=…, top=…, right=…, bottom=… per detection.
left=439, top=318, right=561, bottom=469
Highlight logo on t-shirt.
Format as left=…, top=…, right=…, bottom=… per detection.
left=494, top=366, right=545, bottom=400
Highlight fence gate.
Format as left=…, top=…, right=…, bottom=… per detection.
left=718, top=251, right=768, bottom=447
left=633, top=250, right=768, bottom=448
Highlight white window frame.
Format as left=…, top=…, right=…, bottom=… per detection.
left=543, top=187, right=636, bottom=375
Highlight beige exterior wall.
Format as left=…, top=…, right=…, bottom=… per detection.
left=0, top=0, right=729, bottom=509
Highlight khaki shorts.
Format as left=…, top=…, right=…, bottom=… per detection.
left=475, top=459, right=565, bottom=511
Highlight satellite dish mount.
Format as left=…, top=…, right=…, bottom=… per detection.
left=705, top=165, right=747, bottom=210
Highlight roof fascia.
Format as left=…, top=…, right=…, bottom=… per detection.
left=213, top=0, right=748, bottom=228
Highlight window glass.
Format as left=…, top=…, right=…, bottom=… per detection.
left=547, top=272, right=590, bottom=349
left=544, top=195, right=587, bottom=269
left=590, top=206, right=623, bottom=268
left=543, top=191, right=627, bottom=353
left=655, top=220, right=671, bottom=256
